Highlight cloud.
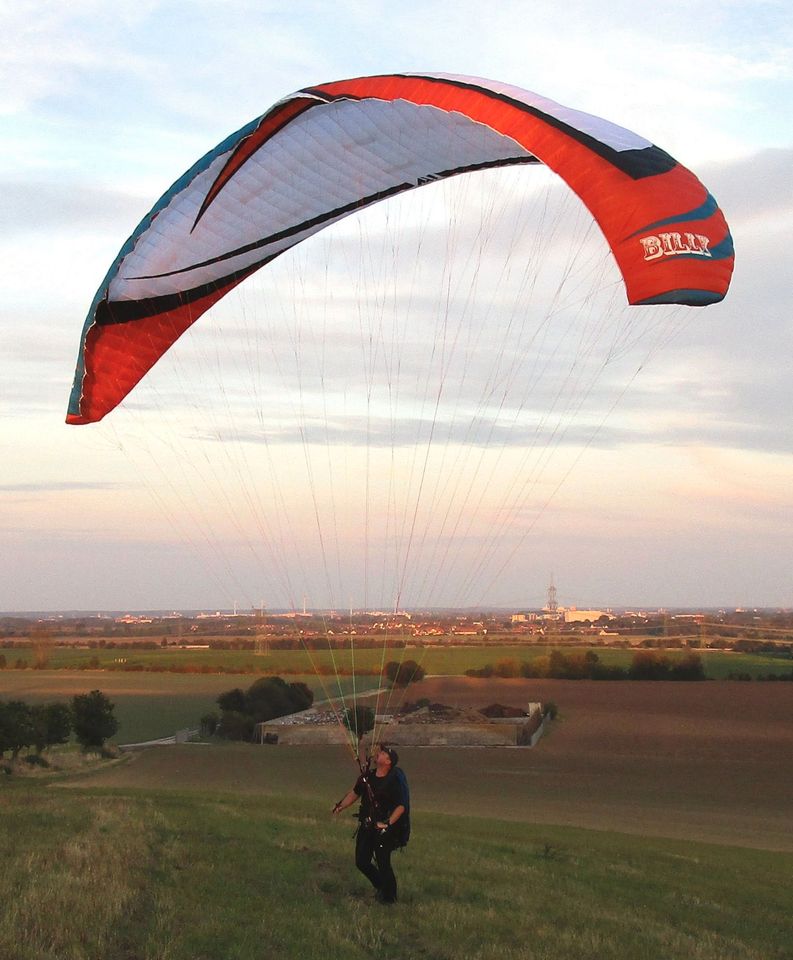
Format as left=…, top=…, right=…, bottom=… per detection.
left=0, top=2, right=155, bottom=116
left=0, top=179, right=148, bottom=236
left=2, top=2, right=791, bottom=609
left=0, top=481, right=130, bottom=493
left=705, top=148, right=793, bottom=223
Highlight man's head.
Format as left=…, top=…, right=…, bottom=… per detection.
left=376, top=744, right=398, bottom=769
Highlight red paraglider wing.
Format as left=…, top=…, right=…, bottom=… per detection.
left=67, top=73, right=733, bottom=425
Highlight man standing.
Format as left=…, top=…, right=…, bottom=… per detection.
left=332, top=745, right=409, bottom=904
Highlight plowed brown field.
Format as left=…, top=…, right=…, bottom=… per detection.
left=66, top=678, right=793, bottom=852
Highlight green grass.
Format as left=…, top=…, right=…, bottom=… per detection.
left=3, top=642, right=790, bottom=679
left=0, top=671, right=369, bottom=743
left=0, top=777, right=790, bottom=960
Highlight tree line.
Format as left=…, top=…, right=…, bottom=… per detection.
left=0, top=690, right=118, bottom=767
left=465, top=650, right=708, bottom=681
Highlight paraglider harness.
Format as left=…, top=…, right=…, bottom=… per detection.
left=348, top=755, right=411, bottom=849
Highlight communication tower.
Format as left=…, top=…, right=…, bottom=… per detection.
left=254, top=602, right=269, bottom=656
left=547, top=573, right=559, bottom=618
left=544, top=573, right=560, bottom=636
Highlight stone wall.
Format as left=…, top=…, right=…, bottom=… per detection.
left=257, top=723, right=349, bottom=745
left=258, top=719, right=538, bottom=746
left=379, top=721, right=525, bottom=747
left=257, top=704, right=546, bottom=747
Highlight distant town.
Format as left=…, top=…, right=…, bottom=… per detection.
left=2, top=604, right=792, bottom=652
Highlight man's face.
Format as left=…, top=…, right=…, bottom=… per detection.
left=376, top=746, right=391, bottom=766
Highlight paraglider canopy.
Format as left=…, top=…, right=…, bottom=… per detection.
left=66, top=73, right=733, bottom=426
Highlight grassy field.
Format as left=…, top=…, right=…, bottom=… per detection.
left=3, top=641, right=790, bottom=678
left=3, top=672, right=792, bottom=959
left=0, top=670, right=373, bottom=743
left=0, top=772, right=790, bottom=960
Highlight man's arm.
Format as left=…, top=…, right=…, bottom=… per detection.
left=332, top=788, right=359, bottom=815
left=376, top=803, right=405, bottom=831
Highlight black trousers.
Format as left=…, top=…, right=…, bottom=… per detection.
left=355, top=825, right=397, bottom=902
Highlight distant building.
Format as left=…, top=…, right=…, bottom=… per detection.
left=563, top=608, right=614, bottom=624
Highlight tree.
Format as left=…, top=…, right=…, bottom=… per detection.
left=286, top=681, right=314, bottom=711
left=31, top=625, right=53, bottom=669
left=217, top=710, right=254, bottom=741
left=628, top=650, right=672, bottom=680
left=245, top=676, right=314, bottom=723
left=342, top=704, right=375, bottom=742
left=214, top=676, right=315, bottom=741
left=71, top=690, right=119, bottom=750
left=383, top=660, right=426, bottom=686
left=217, top=688, right=247, bottom=713
left=30, top=702, right=72, bottom=753
left=0, top=700, right=34, bottom=759
left=670, top=653, right=706, bottom=681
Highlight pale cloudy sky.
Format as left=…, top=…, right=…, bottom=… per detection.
left=1, top=0, right=791, bottom=612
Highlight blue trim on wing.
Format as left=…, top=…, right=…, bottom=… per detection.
left=637, top=289, right=725, bottom=306
left=66, top=115, right=263, bottom=419
left=707, top=233, right=735, bottom=261
left=626, top=194, right=720, bottom=239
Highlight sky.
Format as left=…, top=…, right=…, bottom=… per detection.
left=1, top=0, right=792, bottom=613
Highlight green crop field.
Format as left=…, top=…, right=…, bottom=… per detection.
left=0, top=670, right=370, bottom=743
left=3, top=641, right=789, bottom=678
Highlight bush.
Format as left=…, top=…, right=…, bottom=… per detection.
left=23, top=753, right=50, bottom=768
left=217, top=710, right=254, bottom=741
left=200, top=712, right=219, bottom=736
left=383, top=659, right=426, bottom=686
left=400, top=698, right=431, bottom=714
left=494, top=658, right=520, bottom=678
left=589, top=662, right=628, bottom=680
left=628, top=651, right=673, bottom=680
left=669, top=653, right=706, bottom=681
left=466, top=664, right=494, bottom=678
left=524, top=655, right=551, bottom=678
left=629, top=651, right=705, bottom=681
